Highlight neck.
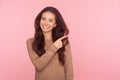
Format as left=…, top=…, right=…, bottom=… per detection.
left=43, top=31, right=52, bottom=40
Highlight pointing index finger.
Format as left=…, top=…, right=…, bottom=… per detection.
left=59, top=35, right=68, bottom=40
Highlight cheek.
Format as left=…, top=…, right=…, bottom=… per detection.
left=39, top=21, right=43, bottom=26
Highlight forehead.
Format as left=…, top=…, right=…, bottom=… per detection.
left=41, top=11, right=56, bottom=19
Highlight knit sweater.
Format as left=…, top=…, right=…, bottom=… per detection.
left=26, top=38, right=73, bottom=80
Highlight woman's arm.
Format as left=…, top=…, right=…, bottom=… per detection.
left=26, top=38, right=58, bottom=71
left=64, top=42, right=73, bottom=80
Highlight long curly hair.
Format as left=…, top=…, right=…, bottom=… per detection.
left=32, top=6, right=69, bottom=65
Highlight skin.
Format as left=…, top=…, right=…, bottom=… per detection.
left=40, top=11, right=57, bottom=35
left=40, top=11, right=67, bottom=49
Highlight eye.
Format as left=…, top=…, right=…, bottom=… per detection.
left=49, top=19, right=53, bottom=22
left=41, top=17, right=46, bottom=21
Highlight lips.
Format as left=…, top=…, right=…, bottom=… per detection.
left=42, top=25, right=49, bottom=29
left=40, top=23, right=53, bottom=32
left=41, top=25, right=51, bottom=32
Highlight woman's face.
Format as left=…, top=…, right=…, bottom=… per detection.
left=40, top=11, right=57, bottom=33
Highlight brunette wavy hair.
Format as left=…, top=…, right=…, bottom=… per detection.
left=32, top=6, right=69, bottom=65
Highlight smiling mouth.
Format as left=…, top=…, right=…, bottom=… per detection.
left=43, top=26, right=49, bottom=29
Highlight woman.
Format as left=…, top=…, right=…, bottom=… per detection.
left=26, top=6, right=73, bottom=80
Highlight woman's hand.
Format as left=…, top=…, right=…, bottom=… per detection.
left=53, top=36, right=68, bottom=49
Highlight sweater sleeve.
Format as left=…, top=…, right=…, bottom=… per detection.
left=64, top=42, right=74, bottom=80
left=26, top=38, right=58, bottom=71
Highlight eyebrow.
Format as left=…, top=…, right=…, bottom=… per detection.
left=42, top=16, right=55, bottom=20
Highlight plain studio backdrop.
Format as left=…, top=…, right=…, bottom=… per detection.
left=0, top=0, right=120, bottom=80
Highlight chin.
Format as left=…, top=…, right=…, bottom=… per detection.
left=42, top=30, right=52, bottom=33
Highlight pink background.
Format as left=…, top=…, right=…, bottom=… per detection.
left=0, top=0, right=120, bottom=80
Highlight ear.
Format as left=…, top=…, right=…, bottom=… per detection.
left=53, top=23, right=57, bottom=28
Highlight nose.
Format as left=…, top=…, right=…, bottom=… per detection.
left=44, top=20, right=48, bottom=25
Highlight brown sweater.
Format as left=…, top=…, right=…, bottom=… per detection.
left=26, top=38, right=73, bottom=80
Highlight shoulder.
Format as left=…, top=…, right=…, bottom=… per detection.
left=26, top=37, right=34, bottom=45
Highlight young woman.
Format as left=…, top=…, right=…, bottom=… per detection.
left=26, top=6, right=73, bottom=80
